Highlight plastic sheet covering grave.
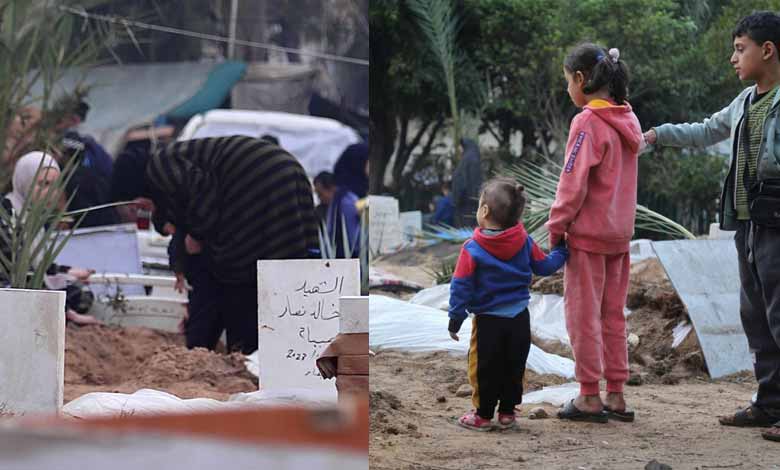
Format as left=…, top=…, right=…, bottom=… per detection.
left=651, top=240, right=749, bottom=378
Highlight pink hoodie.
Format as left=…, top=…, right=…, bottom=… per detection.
left=547, top=100, right=642, bottom=254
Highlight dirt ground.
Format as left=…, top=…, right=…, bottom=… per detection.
left=370, top=350, right=780, bottom=470
left=64, top=324, right=257, bottom=403
left=371, top=244, right=780, bottom=469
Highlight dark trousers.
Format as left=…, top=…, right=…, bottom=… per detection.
left=736, top=222, right=780, bottom=415
left=468, top=311, right=531, bottom=419
left=218, top=282, right=259, bottom=354
left=184, top=260, right=258, bottom=354
left=184, top=263, right=222, bottom=351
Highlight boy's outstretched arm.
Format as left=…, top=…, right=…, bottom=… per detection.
left=448, top=244, right=476, bottom=338
left=650, top=100, right=734, bottom=149
left=529, top=237, right=568, bottom=276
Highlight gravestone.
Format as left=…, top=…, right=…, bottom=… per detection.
left=399, top=211, right=423, bottom=245
left=257, top=260, right=360, bottom=395
left=368, top=196, right=401, bottom=255
left=56, top=224, right=144, bottom=298
left=339, top=296, right=369, bottom=334
left=0, top=289, right=66, bottom=415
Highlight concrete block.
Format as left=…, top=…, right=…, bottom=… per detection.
left=92, top=296, right=186, bottom=333
left=339, top=296, right=368, bottom=334
left=0, top=289, right=66, bottom=415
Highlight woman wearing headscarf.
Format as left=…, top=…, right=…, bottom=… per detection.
left=328, top=142, right=368, bottom=258
left=451, top=138, right=482, bottom=227
left=2, top=151, right=98, bottom=325
left=140, top=135, right=320, bottom=354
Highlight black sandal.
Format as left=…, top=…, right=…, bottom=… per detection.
left=762, top=423, right=780, bottom=442
left=719, top=405, right=777, bottom=428
left=557, top=400, right=608, bottom=424
left=604, top=405, right=635, bottom=422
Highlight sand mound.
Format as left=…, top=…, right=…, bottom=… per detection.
left=65, top=324, right=257, bottom=402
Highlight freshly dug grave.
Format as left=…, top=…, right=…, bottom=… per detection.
left=65, top=324, right=257, bottom=403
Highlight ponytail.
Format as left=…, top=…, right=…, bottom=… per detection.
left=564, top=43, right=630, bottom=104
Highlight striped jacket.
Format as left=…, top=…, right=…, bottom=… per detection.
left=146, top=136, right=320, bottom=284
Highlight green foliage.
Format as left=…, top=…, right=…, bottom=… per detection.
left=424, top=255, right=457, bottom=285
left=0, top=155, right=85, bottom=288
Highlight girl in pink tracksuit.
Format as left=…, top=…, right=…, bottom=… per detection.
left=548, top=43, right=643, bottom=423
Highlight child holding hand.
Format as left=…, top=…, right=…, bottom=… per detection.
left=449, top=177, right=568, bottom=431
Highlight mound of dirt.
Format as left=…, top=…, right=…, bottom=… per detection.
left=65, top=324, right=257, bottom=402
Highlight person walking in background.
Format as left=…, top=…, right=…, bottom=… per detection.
left=452, top=138, right=482, bottom=227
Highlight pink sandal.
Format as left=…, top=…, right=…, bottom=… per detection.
left=497, top=412, right=516, bottom=429
left=458, top=410, right=493, bottom=431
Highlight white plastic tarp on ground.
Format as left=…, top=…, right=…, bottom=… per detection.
left=651, top=240, right=749, bottom=378
left=369, top=295, right=575, bottom=378
left=63, top=388, right=337, bottom=418
left=178, top=110, right=360, bottom=179
left=522, top=382, right=579, bottom=407
left=409, top=287, right=629, bottom=348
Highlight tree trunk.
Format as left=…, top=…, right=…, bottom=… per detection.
left=369, top=111, right=397, bottom=194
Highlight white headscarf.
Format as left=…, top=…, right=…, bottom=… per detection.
left=6, top=151, right=60, bottom=212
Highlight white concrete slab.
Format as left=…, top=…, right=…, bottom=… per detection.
left=339, top=296, right=368, bottom=334
left=0, top=289, right=66, bottom=415
left=92, top=296, right=186, bottom=333
left=258, top=259, right=360, bottom=395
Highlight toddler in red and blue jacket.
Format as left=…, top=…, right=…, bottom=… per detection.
left=449, top=177, right=567, bottom=431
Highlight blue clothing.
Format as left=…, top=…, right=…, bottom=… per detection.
left=327, top=188, right=360, bottom=258
left=448, top=224, right=568, bottom=333
left=432, top=195, right=455, bottom=226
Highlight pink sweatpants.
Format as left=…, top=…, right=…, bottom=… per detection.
left=564, top=248, right=630, bottom=395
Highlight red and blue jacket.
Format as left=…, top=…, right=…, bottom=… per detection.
left=448, top=223, right=568, bottom=333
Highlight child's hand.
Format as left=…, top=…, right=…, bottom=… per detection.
left=174, top=273, right=187, bottom=294
left=643, top=129, right=657, bottom=145
left=449, top=331, right=459, bottom=341
left=185, top=234, right=203, bottom=254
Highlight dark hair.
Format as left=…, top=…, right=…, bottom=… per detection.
left=564, top=43, right=630, bottom=104
left=733, top=11, right=780, bottom=61
left=480, top=177, right=526, bottom=229
left=313, top=171, right=336, bottom=188
left=261, top=134, right=280, bottom=145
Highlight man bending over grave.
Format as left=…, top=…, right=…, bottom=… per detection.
left=129, top=135, right=320, bottom=354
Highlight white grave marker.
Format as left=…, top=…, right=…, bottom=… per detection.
left=258, top=259, right=360, bottom=394
left=0, top=289, right=66, bottom=415
left=339, top=296, right=369, bottom=334
left=368, top=195, right=401, bottom=254
left=400, top=211, right=423, bottom=244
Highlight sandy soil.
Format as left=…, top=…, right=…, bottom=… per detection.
left=370, top=245, right=780, bottom=468
left=64, top=324, right=257, bottom=403
left=370, top=350, right=780, bottom=470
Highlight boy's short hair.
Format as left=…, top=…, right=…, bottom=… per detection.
left=480, top=177, right=526, bottom=229
left=733, top=11, right=780, bottom=59
left=313, top=171, right=336, bottom=188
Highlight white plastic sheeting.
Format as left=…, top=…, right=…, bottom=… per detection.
left=408, top=287, right=629, bottom=349
left=63, top=388, right=337, bottom=418
left=408, top=283, right=450, bottom=310
left=521, top=382, right=579, bottom=407
left=369, top=295, right=575, bottom=378
left=178, top=110, right=360, bottom=179
left=672, top=321, right=694, bottom=349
